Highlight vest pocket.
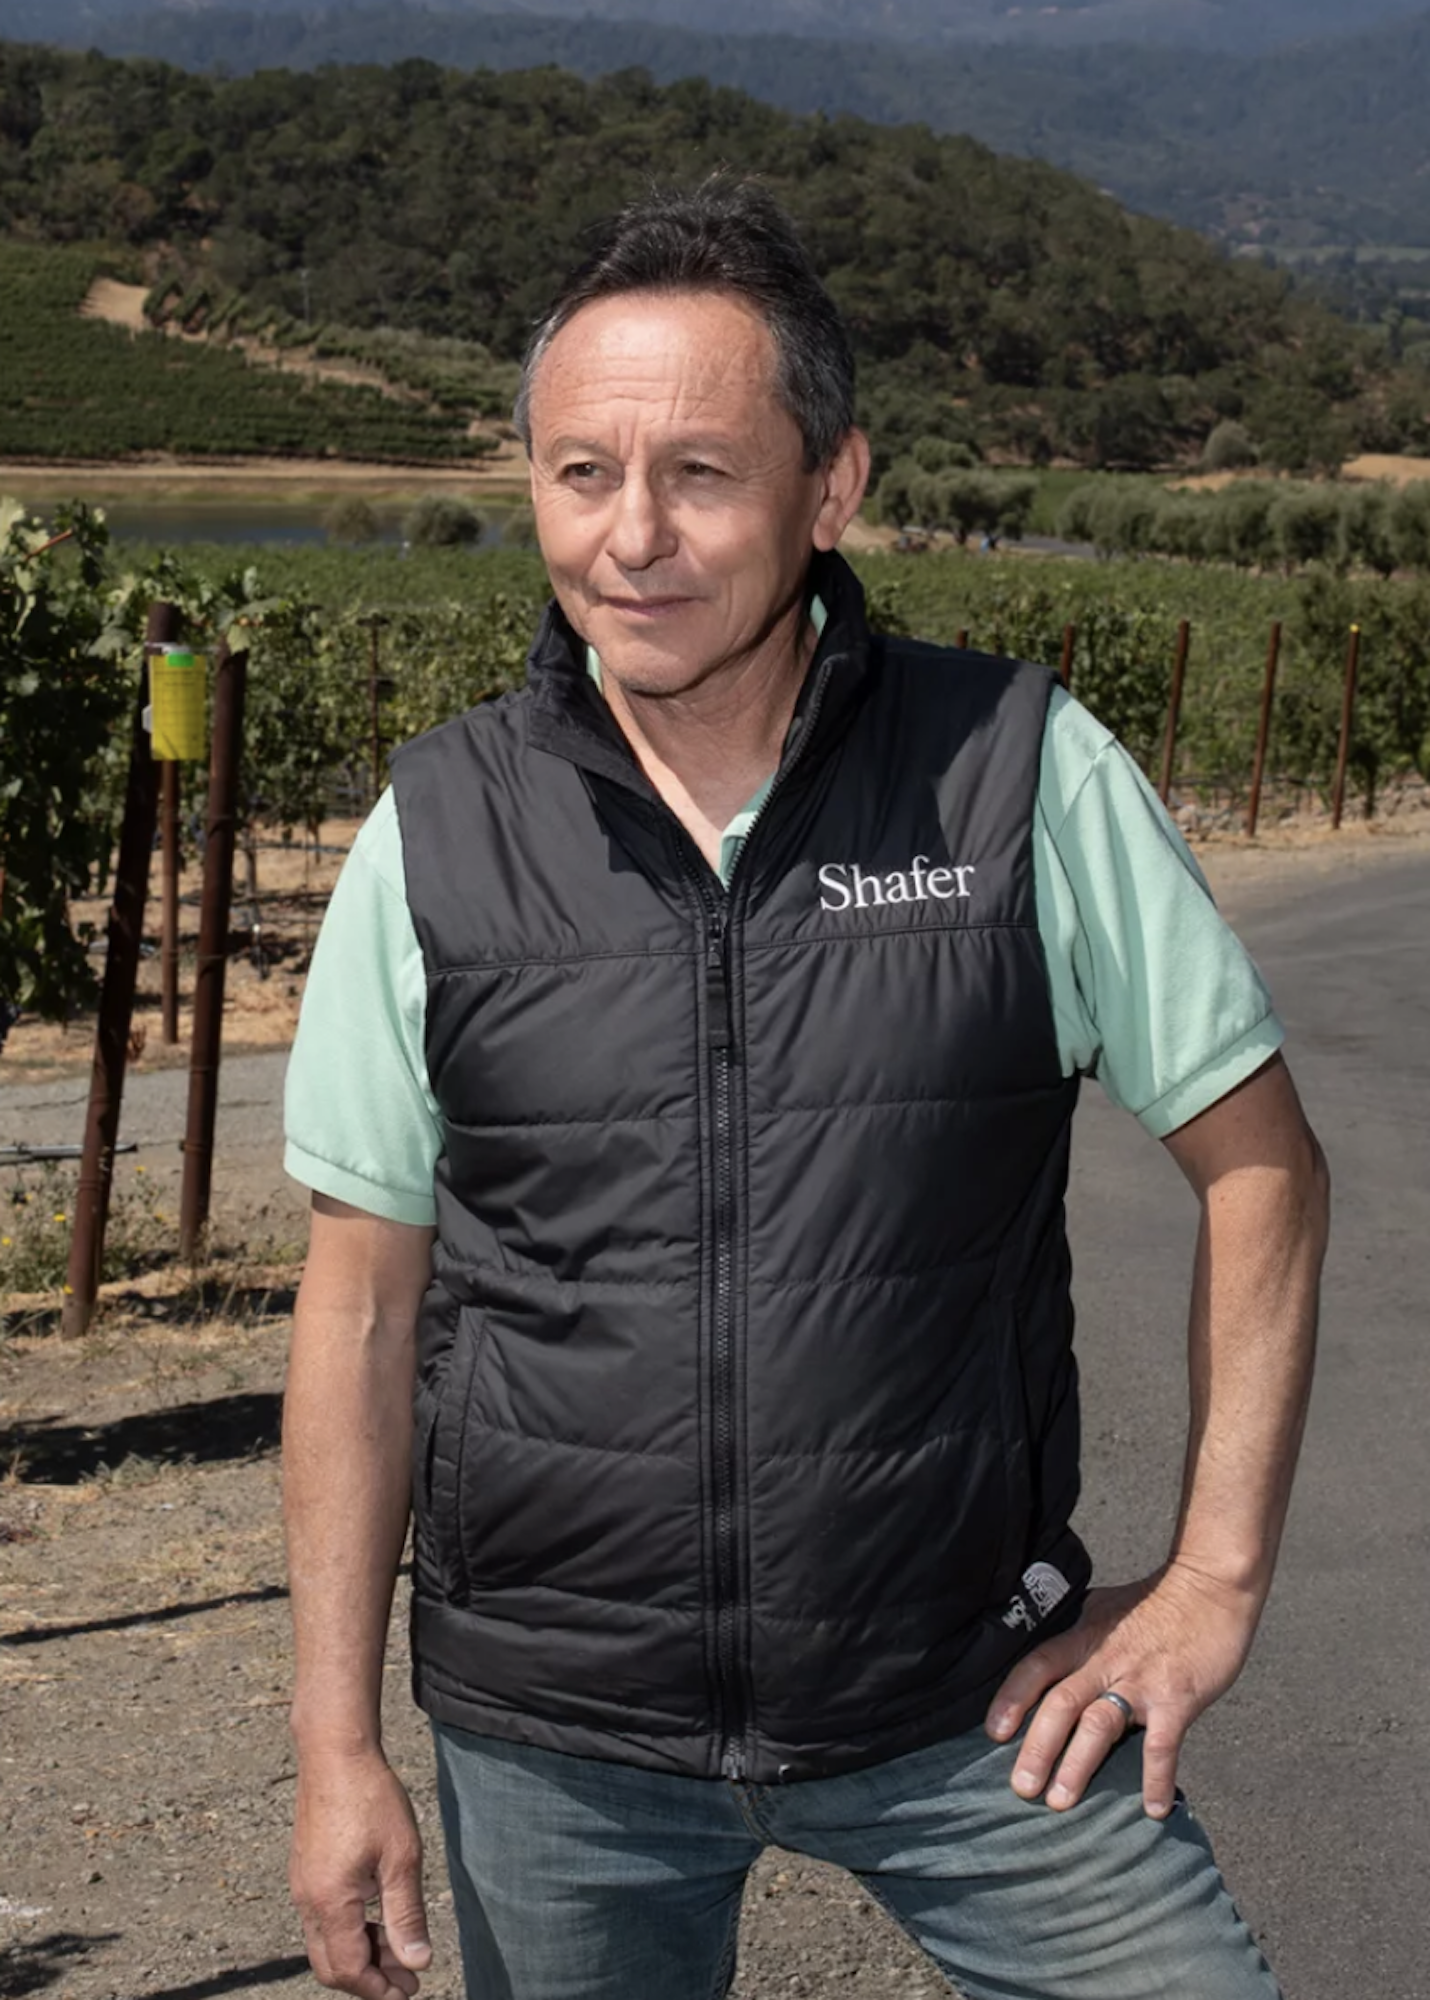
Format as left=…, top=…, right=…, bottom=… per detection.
left=422, top=1305, right=488, bottom=1607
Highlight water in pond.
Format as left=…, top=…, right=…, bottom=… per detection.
left=18, top=497, right=514, bottom=548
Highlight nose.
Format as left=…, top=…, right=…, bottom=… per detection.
left=606, top=471, right=677, bottom=571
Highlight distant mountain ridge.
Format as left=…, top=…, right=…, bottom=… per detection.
left=25, top=2, right=1430, bottom=249
left=488, top=0, right=1430, bottom=55
left=5, top=0, right=1429, bottom=53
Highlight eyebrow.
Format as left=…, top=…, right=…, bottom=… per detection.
left=542, top=434, right=745, bottom=460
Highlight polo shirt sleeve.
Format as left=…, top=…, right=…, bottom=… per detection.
left=1033, top=688, right=1285, bottom=1138
left=283, top=787, right=442, bottom=1225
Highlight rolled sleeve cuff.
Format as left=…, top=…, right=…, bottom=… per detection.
left=283, top=1141, right=438, bottom=1227
left=1135, top=1012, right=1287, bottom=1141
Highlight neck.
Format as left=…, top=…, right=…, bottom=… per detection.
left=598, top=598, right=816, bottom=870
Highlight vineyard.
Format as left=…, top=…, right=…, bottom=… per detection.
left=0, top=243, right=484, bottom=463
left=5, top=521, right=1430, bottom=1033
left=138, top=273, right=522, bottom=425
left=118, top=536, right=1426, bottom=825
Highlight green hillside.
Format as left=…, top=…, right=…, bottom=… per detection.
left=0, top=241, right=490, bottom=462
left=0, top=43, right=1421, bottom=471
left=23, top=6, right=1430, bottom=258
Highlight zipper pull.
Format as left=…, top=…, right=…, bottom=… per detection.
left=706, top=913, right=732, bottom=1052
left=721, top=1740, right=747, bottom=1782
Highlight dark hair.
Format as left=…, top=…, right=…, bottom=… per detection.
left=512, top=178, right=856, bottom=471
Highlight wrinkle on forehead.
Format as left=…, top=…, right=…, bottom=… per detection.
left=529, top=291, right=786, bottom=450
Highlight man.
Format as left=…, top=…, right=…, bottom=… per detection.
left=283, top=181, right=1329, bottom=2000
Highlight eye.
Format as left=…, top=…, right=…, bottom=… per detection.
left=682, top=460, right=720, bottom=478
left=561, top=461, right=602, bottom=482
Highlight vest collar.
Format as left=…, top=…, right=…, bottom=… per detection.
left=523, top=549, right=875, bottom=797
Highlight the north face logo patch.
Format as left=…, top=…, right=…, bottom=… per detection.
left=817, top=857, right=976, bottom=913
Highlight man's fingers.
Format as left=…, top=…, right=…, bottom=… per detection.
left=1139, top=1726, right=1183, bottom=1820
left=1038, top=1691, right=1141, bottom=1810
left=303, top=1900, right=407, bottom=2000
left=985, top=1633, right=1088, bottom=1741
left=1007, top=1673, right=1101, bottom=1798
left=1009, top=1682, right=1191, bottom=1819
left=370, top=1926, right=424, bottom=1999
left=376, top=1852, right=431, bottom=1972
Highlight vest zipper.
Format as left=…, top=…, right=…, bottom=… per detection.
left=704, top=900, right=746, bottom=1782
left=673, top=655, right=846, bottom=1783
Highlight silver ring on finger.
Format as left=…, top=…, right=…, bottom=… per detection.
left=1094, top=1689, right=1136, bottom=1732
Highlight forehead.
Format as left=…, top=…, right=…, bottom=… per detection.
left=529, top=288, right=786, bottom=440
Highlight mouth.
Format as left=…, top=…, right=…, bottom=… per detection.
left=600, top=596, right=694, bottom=619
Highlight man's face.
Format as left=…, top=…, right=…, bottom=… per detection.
left=526, top=288, right=868, bottom=698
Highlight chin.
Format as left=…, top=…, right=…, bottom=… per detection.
left=600, top=651, right=710, bottom=701
left=588, top=620, right=716, bottom=698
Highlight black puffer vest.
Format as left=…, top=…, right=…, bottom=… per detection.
left=392, top=553, right=1087, bottom=1783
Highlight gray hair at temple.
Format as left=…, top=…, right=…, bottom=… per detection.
left=512, top=179, right=857, bottom=473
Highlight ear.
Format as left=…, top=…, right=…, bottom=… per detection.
left=812, top=428, right=872, bottom=552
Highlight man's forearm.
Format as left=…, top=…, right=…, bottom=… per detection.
left=1167, top=1072, right=1331, bottom=1610
left=283, top=1200, right=435, bottom=1758
left=285, top=1313, right=413, bottom=1754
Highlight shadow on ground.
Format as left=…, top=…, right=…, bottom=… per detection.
left=0, top=1389, right=282, bottom=1484
left=141, top=1959, right=312, bottom=2000
left=0, top=1939, right=309, bottom=1999
left=0, top=1931, right=121, bottom=1998
left=3, top=1582, right=290, bottom=1646
left=108, top=1281, right=298, bottom=1327
left=1, top=1282, right=296, bottom=1342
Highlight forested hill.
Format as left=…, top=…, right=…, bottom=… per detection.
left=22, top=5, right=1430, bottom=250
left=0, top=44, right=1418, bottom=471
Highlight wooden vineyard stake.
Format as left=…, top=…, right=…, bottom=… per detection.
left=1059, top=623, right=1076, bottom=691
left=1246, top=622, right=1283, bottom=839
left=62, top=602, right=179, bottom=1336
left=179, top=638, right=248, bottom=1262
left=1158, top=621, right=1192, bottom=805
left=1330, top=625, right=1362, bottom=832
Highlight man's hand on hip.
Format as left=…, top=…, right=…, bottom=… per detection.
left=983, top=1563, right=1261, bottom=1819
left=291, top=1749, right=432, bottom=2000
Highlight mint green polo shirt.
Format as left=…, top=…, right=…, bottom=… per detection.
left=284, top=685, right=1283, bottom=1225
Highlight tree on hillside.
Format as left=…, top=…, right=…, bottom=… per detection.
left=1270, top=489, right=1345, bottom=572
left=1390, top=482, right=1430, bottom=573
left=404, top=495, right=482, bottom=548
left=1342, top=486, right=1398, bottom=579
left=1249, top=381, right=1353, bottom=475
left=1201, top=419, right=1259, bottom=472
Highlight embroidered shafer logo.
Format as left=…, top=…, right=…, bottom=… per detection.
left=817, top=857, right=976, bottom=912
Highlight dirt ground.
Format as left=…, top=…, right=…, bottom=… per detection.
left=3, top=813, right=1428, bottom=2000
left=1176, top=452, right=1430, bottom=492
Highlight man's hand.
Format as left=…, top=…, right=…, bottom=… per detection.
left=291, top=1749, right=432, bottom=2000
left=985, top=1562, right=1260, bottom=1818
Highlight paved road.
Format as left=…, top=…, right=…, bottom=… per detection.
left=0, top=1048, right=306, bottom=1239
left=2, top=851, right=1426, bottom=1996
left=1068, top=854, right=1430, bottom=2000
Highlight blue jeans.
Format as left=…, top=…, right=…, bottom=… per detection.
left=432, top=1721, right=1280, bottom=2000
